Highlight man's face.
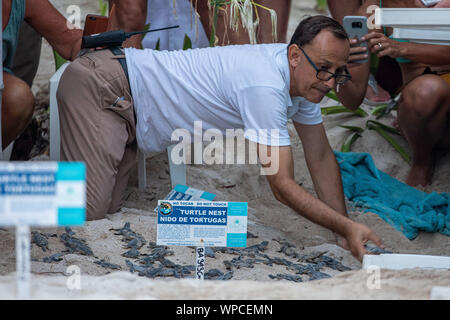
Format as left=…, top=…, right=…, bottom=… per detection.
left=288, top=29, right=350, bottom=103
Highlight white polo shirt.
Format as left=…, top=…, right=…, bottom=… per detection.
left=125, top=44, right=322, bottom=152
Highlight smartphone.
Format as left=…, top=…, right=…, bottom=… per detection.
left=83, top=14, right=109, bottom=36
left=343, top=16, right=369, bottom=64
left=420, top=0, right=441, bottom=6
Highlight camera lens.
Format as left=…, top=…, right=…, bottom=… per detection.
left=352, top=22, right=363, bottom=28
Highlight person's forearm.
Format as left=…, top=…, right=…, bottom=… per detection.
left=271, top=178, right=353, bottom=237
left=400, top=42, right=450, bottom=66
left=337, top=62, right=370, bottom=110
left=69, top=38, right=82, bottom=60
left=307, top=148, right=348, bottom=217
left=54, top=29, right=83, bottom=61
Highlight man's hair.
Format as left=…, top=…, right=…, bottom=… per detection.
left=288, top=15, right=348, bottom=48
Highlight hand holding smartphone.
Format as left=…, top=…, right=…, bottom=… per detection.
left=343, top=16, right=369, bottom=64
left=83, top=14, right=109, bottom=36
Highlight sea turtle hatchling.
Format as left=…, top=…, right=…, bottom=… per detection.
left=31, top=231, right=49, bottom=252
left=60, top=227, right=94, bottom=256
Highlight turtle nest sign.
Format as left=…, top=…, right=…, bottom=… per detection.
left=157, top=200, right=248, bottom=247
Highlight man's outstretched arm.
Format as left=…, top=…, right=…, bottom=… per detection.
left=257, top=125, right=383, bottom=261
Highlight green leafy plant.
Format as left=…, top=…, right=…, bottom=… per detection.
left=316, top=0, right=328, bottom=11
left=366, top=120, right=411, bottom=164
left=341, top=131, right=362, bottom=152
left=53, top=51, right=67, bottom=72
left=99, top=0, right=108, bottom=16
left=325, top=90, right=409, bottom=161
left=183, top=34, right=193, bottom=50
left=339, top=126, right=364, bottom=152
left=321, top=105, right=368, bottom=117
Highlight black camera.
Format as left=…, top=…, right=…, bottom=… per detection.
left=352, top=21, right=363, bottom=29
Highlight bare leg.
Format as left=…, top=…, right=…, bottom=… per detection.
left=327, top=0, right=361, bottom=23
left=256, top=0, right=291, bottom=43
left=197, top=0, right=289, bottom=45
left=1, top=72, right=35, bottom=149
left=398, top=74, right=450, bottom=186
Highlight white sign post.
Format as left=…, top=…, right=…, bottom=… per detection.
left=0, top=162, right=86, bottom=298
left=196, top=243, right=205, bottom=280
left=157, top=200, right=248, bottom=280
left=16, top=225, right=30, bottom=299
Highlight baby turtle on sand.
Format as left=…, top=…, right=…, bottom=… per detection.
left=269, top=274, right=303, bottom=283
left=274, top=238, right=301, bottom=258
left=111, top=222, right=147, bottom=252
left=122, top=247, right=140, bottom=259
left=204, top=269, right=234, bottom=280
left=42, top=252, right=65, bottom=263
left=300, top=252, right=352, bottom=272
left=31, top=231, right=49, bottom=252
left=365, top=244, right=393, bottom=254
left=94, top=259, right=121, bottom=270
left=60, top=227, right=94, bottom=256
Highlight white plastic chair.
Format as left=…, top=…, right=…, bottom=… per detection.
left=49, top=62, right=186, bottom=191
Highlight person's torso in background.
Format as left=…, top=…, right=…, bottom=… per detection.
left=141, top=0, right=209, bottom=50
left=2, top=0, right=26, bottom=73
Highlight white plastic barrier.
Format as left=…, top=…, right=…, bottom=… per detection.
left=362, top=253, right=450, bottom=270
left=375, top=8, right=450, bottom=46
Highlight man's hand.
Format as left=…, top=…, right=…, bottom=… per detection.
left=340, top=220, right=384, bottom=262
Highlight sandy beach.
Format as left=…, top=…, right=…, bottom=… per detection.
left=0, top=0, right=449, bottom=300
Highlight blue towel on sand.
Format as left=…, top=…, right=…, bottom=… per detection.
left=334, top=151, right=450, bottom=239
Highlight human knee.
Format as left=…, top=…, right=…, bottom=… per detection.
left=3, top=74, right=35, bottom=125
left=402, top=76, right=448, bottom=118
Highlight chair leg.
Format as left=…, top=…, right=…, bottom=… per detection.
left=138, top=149, right=147, bottom=192
left=167, top=144, right=186, bottom=188
left=49, top=62, right=70, bottom=162
left=1, top=141, right=15, bottom=161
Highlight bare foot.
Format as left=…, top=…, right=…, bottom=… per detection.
left=365, top=76, right=391, bottom=105
left=392, top=117, right=399, bottom=129
left=406, top=164, right=433, bottom=187
left=392, top=117, right=405, bottom=136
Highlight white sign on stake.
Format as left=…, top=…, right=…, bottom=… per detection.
left=196, top=244, right=205, bottom=280
left=0, top=162, right=86, bottom=298
left=16, top=225, right=30, bottom=299
left=157, top=200, right=248, bottom=280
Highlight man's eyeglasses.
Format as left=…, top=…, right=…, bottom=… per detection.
left=298, top=46, right=352, bottom=85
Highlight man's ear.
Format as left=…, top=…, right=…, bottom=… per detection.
left=288, top=44, right=302, bottom=68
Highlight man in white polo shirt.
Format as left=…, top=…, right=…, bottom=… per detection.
left=58, top=16, right=383, bottom=262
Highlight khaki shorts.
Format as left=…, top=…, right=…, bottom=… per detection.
left=57, top=49, right=137, bottom=220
